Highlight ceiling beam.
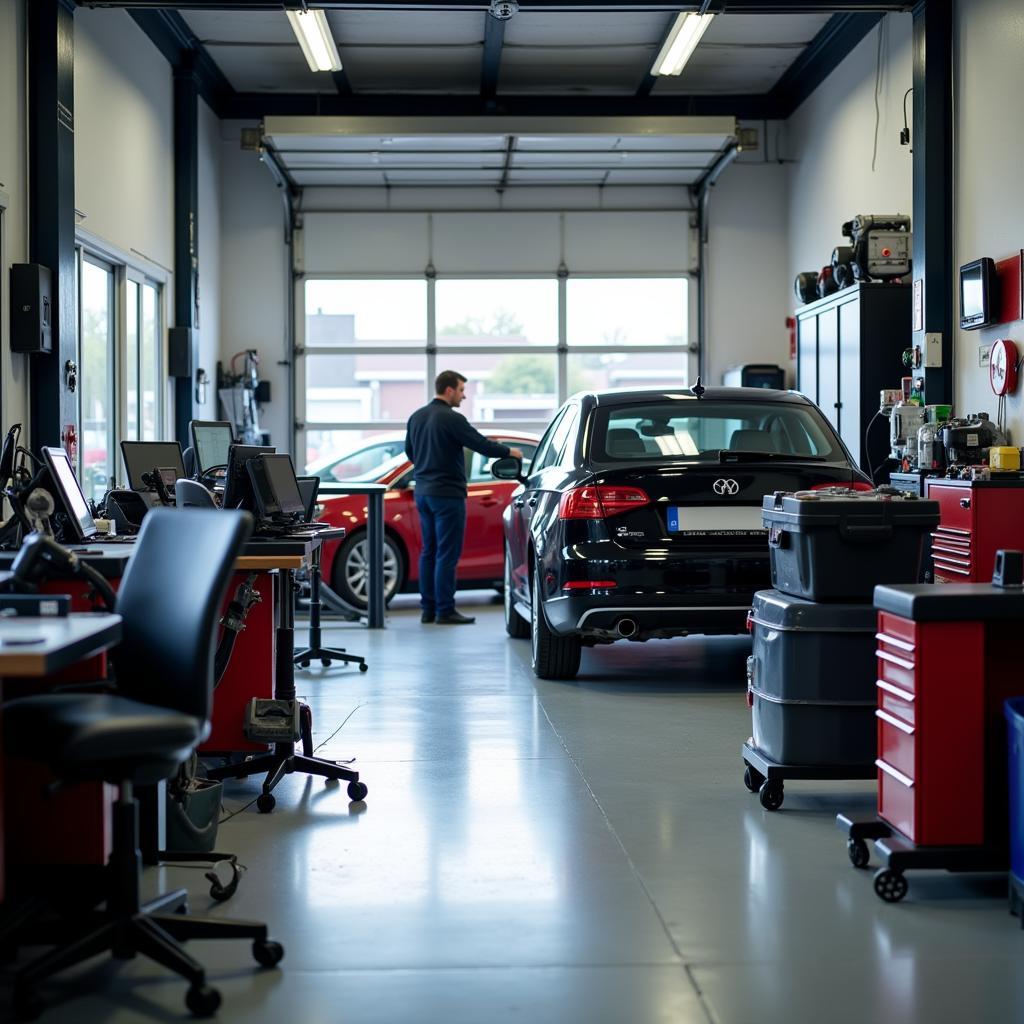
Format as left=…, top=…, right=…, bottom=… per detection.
left=481, top=12, right=505, bottom=100
left=82, top=2, right=912, bottom=11
left=766, top=12, right=884, bottom=117
left=128, top=10, right=235, bottom=113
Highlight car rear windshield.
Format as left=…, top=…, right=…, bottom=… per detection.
left=590, top=400, right=842, bottom=463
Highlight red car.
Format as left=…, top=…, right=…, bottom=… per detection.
left=318, top=432, right=539, bottom=609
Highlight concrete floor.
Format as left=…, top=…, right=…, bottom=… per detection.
left=6, top=592, right=1024, bottom=1023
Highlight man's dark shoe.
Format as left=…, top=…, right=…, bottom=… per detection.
left=421, top=610, right=436, bottom=624
left=435, top=610, right=476, bottom=625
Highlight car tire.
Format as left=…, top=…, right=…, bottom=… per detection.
left=331, top=531, right=404, bottom=611
left=531, top=565, right=581, bottom=680
left=504, top=545, right=530, bottom=639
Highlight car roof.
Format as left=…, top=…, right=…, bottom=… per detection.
left=570, top=386, right=811, bottom=408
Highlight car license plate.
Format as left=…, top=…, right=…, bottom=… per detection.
left=667, top=506, right=765, bottom=533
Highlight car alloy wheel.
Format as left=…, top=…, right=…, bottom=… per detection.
left=336, top=534, right=401, bottom=608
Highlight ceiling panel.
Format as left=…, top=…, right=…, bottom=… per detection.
left=503, top=12, right=667, bottom=47
left=342, top=47, right=481, bottom=93
left=656, top=47, right=801, bottom=94
left=206, top=45, right=328, bottom=94
left=499, top=47, right=651, bottom=94
left=180, top=10, right=295, bottom=45
left=326, top=10, right=484, bottom=47
left=702, top=12, right=832, bottom=45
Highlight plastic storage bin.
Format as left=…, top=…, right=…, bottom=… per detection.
left=748, top=589, right=877, bottom=766
left=762, top=489, right=939, bottom=601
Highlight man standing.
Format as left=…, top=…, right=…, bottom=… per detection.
left=405, top=370, right=523, bottom=625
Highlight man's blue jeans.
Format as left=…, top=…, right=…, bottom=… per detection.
left=415, top=494, right=466, bottom=616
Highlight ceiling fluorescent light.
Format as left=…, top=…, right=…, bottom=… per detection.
left=651, top=12, right=714, bottom=77
left=286, top=9, right=342, bottom=73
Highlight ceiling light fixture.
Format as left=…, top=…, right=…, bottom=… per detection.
left=286, top=9, right=342, bottom=73
left=651, top=12, right=714, bottom=77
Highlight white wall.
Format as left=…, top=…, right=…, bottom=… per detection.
left=953, top=0, right=1024, bottom=437
left=705, top=156, right=791, bottom=384
left=74, top=9, right=174, bottom=271
left=197, top=99, right=221, bottom=417
left=783, top=13, right=914, bottom=289
left=0, top=0, right=29, bottom=440
left=219, top=121, right=291, bottom=449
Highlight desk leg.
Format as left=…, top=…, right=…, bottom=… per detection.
left=367, top=492, right=385, bottom=629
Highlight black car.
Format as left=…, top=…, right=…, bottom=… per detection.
left=492, top=386, right=872, bottom=680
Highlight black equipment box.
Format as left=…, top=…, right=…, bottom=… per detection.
left=762, top=489, right=939, bottom=602
left=0, top=594, right=70, bottom=617
left=10, top=263, right=53, bottom=354
left=748, top=589, right=877, bottom=766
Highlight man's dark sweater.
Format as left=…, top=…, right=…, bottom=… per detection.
left=405, top=398, right=511, bottom=498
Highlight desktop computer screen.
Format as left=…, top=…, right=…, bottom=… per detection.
left=191, top=420, right=234, bottom=476
left=41, top=446, right=98, bottom=541
left=121, top=441, right=186, bottom=492
left=223, top=444, right=275, bottom=512
left=260, top=455, right=305, bottom=517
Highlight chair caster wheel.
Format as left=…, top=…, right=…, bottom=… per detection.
left=347, top=781, right=368, bottom=802
left=758, top=780, right=784, bottom=811
left=253, top=938, right=285, bottom=968
left=256, top=793, right=276, bottom=814
left=321, top=658, right=331, bottom=667
left=299, top=659, right=310, bottom=669
left=873, top=868, right=908, bottom=903
left=13, top=985, right=43, bottom=1021
left=186, top=984, right=222, bottom=1017
left=359, top=663, right=369, bottom=672
left=848, top=838, right=870, bottom=869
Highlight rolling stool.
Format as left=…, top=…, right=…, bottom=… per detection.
left=294, top=537, right=368, bottom=672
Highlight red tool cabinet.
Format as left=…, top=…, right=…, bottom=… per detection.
left=926, top=478, right=1024, bottom=582
left=873, top=584, right=1024, bottom=848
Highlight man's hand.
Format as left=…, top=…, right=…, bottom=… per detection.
left=508, top=447, right=524, bottom=460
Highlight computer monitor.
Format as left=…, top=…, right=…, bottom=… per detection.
left=260, top=454, right=304, bottom=517
left=296, top=476, right=320, bottom=524
left=222, top=444, right=274, bottom=512
left=120, top=441, right=186, bottom=492
left=190, top=420, right=234, bottom=476
left=40, top=446, right=97, bottom=541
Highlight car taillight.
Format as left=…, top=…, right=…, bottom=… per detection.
left=562, top=580, right=618, bottom=590
left=810, top=481, right=874, bottom=493
left=559, top=486, right=650, bottom=519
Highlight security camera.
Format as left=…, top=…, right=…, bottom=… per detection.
left=489, top=0, right=519, bottom=19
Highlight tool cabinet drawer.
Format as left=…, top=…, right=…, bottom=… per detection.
left=876, top=679, right=915, bottom=727
left=928, top=484, right=976, bottom=531
left=877, top=711, right=916, bottom=779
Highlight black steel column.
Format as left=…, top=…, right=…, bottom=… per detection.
left=173, top=58, right=200, bottom=448
left=27, top=0, right=77, bottom=452
left=913, top=0, right=954, bottom=404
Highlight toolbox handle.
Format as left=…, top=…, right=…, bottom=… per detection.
left=838, top=522, right=893, bottom=543
left=767, top=525, right=789, bottom=548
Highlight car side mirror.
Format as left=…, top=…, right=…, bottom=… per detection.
left=491, top=456, right=525, bottom=483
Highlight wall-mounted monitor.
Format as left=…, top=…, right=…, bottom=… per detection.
left=960, top=257, right=998, bottom=330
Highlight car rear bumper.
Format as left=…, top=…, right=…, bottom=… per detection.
left=540, top=542, right=768, bottom=639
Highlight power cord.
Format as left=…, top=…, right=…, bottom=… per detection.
left=901, top=88, right=913, bottom=149
left=864, top=409, right=886, bottom=484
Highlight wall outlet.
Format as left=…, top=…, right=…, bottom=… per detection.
left=924, top=332, right=943, bottom=368
left=979, top=344, right=991, bottom=367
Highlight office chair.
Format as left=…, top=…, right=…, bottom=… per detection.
left=183, top=446, right=196, bottom=478
left=0, top=510, right=283, bottom=1020
left=293, top=476, right=367, bottom=673
left=176, top=479, right=218, bottom=509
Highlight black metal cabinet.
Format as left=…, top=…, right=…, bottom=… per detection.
left=795, top=283, right=911, bottom=472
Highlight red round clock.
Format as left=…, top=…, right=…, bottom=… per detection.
left=990, top=339, right=1019, bottom=396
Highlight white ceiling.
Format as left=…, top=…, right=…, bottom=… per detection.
left=181, top=10, right=832, bottom=96
left=181, top=10, right=830, bottom=190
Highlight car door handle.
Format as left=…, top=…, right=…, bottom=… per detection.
left=527, top=496, right=539, bottom=507
left=481, top=499, right=499, bottom=508
left=512, top=498, right=525, bottom=509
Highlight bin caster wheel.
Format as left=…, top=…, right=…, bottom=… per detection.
left=186, top=984, right=222, bottom=1017
left=758, top=780, right=784, bottom=811
left=347, top=781, right=368, bottom=802
left=256, top=792, right=276, bottom=814
left=743, top=764, right=765, bottom=793
left=253, top=939, right=285, bottom=968
left=13, top=985, right=43, bottom=1021
left=847, top=838, right=870, bottom=869
left=873, top=868, right=908, bottom=903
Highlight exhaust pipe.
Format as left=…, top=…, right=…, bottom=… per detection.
left=615, top=618, right=638, bottom=639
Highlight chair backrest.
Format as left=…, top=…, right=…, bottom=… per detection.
left=296, top=476, right=320, bottom=523
left=175, top=479, right=218, bottom=509
left=112, top=509, right=252, bottom=720
left=606, top=428, right=646, bottom=456
left=728, top=428, right=778, bottom=453
left=183, top=446, right=196, bottom=478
